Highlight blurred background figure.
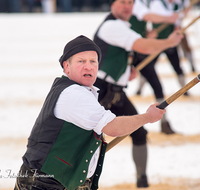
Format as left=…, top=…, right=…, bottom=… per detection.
left=0, top=0, right=111, bottom=13
left=130, top=0, right=181, bottom=134
left=25, top=0, right=35, bottom=12
left=0, top=0, right=21, bottom=12
left=179, top=33, right=196, bottom=72
left=134, top=0, right=194, bottom=99
left=57, top=0, right=72, bottom=12
left=41, top=0, right=55, bottom=13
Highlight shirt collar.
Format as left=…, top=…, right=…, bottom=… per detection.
left=62, top=72, right=100, bottom=93
left=117, top=18, right=132, bottom=28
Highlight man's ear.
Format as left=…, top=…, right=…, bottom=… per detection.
left=63, top=61, right=69, bottom=74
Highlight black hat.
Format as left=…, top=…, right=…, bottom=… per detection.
left=59, top=35, right=102, bottom=68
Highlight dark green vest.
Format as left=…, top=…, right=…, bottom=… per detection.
left=23, top=77, right=107, bottom=190
left=94, top=13, right=130, bottom=82
left=129, top=15, right=147, bottom=37
left=129, top=0, right=151, bottom=37
left=153, top=0, right=185, bottom=39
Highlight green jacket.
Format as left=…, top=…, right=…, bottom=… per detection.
left=129, top=15, right=147, bottom=37
left=23, top=77, right=107, bottom=190
left=93, top=13, right=130, bottom=82
left=153, top=0, right=185, bottom=39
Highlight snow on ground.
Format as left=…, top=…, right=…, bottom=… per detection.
left=0, top=10, right=200, bottom=189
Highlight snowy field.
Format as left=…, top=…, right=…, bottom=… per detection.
left=0, top=10, right=200, bottom=189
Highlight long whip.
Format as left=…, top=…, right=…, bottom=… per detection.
left=135, top=15, right=200, bottom=71
left=154, top=0, right=200, bottom=33
left=106, top=74, right=200, bottom=152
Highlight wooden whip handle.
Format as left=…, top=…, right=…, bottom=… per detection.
left=179, top=15, right=200, bottom=34
left=135, top=15, right=200, bottom=72
left=157, top=74, right=200, bottom=109
left=155, top=23, right=169, bottom=34
left=106, top=74, right=200, bottom=152
left=106, top=136, right=128, bottom=152
left=155, top=0, right=200, bottom=34
left=135, top=53, right=159, bottom=71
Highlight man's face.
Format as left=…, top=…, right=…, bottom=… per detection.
left=63, top=51, right=98, bottom=88
left=111, top=0, right=134, bottom=21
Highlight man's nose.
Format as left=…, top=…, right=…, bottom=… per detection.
left=84, top=61, right=93, bottom=69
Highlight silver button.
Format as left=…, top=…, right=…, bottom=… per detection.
left=80, top=180, right=83, bottom=183
left=90, top=150, right=93, bottom=153
left=83, top=170, right=86, bottom=173
left=86, top=160, right=88, bottom=162
left=96, top=142, right=99, bottom=144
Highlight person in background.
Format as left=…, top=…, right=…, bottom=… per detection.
left=93, top=0, right=183, bottom=187
left=129, top=0, right=183, bottom=134
left=0, top=0, right=21, bottom=12
left=180, top=33, right=196, bottom=72
left=25, top=0, right=35, bottom=12
left=41, top=0, right=55, bottom=13
left=135, top=0, right=192, bottom=98
left=57, top=0, right=72, bottom=12
left=14, top=35, right=165, bottom=190
left=155, top=0, right=192, bottom=77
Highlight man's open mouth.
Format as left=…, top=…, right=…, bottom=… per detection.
left=84, top=74, right=92, bottom=77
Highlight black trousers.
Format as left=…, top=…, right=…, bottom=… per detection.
left=14, top=164, right=93, bottom=190
left=94, top=78, right=147, bottom=145
left=14, top=164, right=67, bottom=190
left=134, top=46, right=184, bottom=99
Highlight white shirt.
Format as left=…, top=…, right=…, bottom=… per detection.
left=97, top=18, right=141, bottom=86
left=149, top=0, right=190, bottom=15
left=54, top=73, right=116, bottom=178
left=149, top=0, right=174, bottom=15
left=133, top=0, right=152, bottom=21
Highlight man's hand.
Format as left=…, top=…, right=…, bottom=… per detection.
left=146, top=103, right=166, bottom=123
left=167, top=13, right=179, bottom=23
left=129, top=66, right=138, bottom=81
left=146, top=29, right=158, bottom=39
left=167, top=29, right=184, bottom=47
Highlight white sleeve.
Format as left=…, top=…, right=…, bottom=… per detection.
left=97, top=19, right=141, bottom=52
left=54, top=84, right=116, bottom=135
left=149, top=0, right=173, bottom=16
left=183, top=0, right=190, bottom=8
left=133, top=0, right=151, bottom=20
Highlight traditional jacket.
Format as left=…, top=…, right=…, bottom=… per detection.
left=130, top=0, right=151, bottom=37
left=93, top=13, right=130, bottom=82
left=153, top=0, right=185, bottom=39
left=22, top=76, right=107, bottom=190
left=129, top=15, right=147, bottom=37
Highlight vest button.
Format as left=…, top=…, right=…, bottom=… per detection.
left=80, top=180, right=83, bottom=183
left=83, top=170, right=86, bottom=173
left=90, top=150, right=93, bottom=153
left=86, top=160, right=88, bottom=162
left=96, top=142, right=99, bottom=145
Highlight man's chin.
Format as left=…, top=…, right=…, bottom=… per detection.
left=82, top=80, right=94, bottom=88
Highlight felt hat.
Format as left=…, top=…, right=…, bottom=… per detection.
left=59, top=35, right=102, bottom=68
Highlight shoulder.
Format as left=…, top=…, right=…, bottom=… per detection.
left=99, top=19, right=132, bottom=38
left=61, top=84, right=96, bottom=100
left=102, top=19, right=129, bottom=29
left=62, top=84, right=88, bottom=94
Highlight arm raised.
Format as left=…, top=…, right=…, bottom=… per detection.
left=132, top=29, right=183, bottom=54
left=102, top=103, right=165, bottom=137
